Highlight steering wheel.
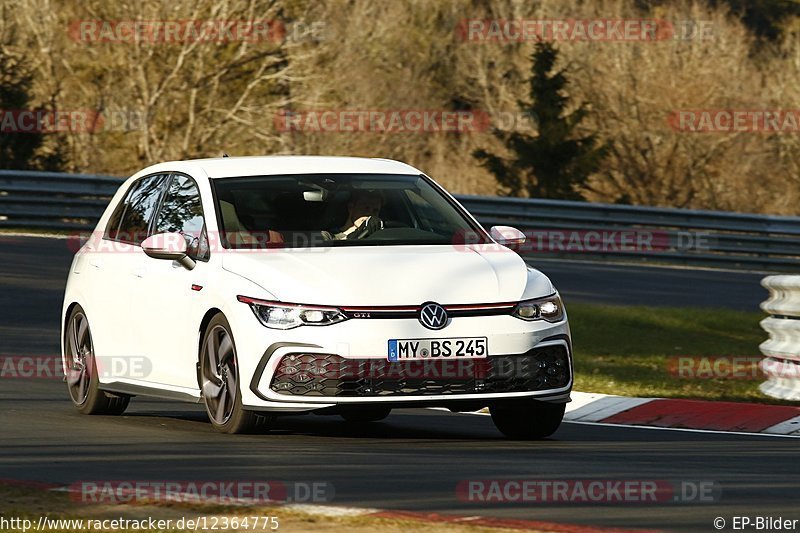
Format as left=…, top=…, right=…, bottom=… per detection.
left=348, top=216, right=384, bottom=239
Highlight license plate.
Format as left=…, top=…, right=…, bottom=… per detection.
left=388, top=337, right=488, bottom=361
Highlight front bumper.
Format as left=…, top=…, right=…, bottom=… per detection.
left=234, top=311, right=573, bottom=411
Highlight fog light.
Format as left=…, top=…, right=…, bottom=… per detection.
left=301, top=310, right=325, bottom=323
left=516, top=304, right=539, bottom=319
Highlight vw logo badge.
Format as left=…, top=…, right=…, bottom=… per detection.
left=419, top=302, right=448, bottom=330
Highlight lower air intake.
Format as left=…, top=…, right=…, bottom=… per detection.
left=269, top=345, right=570, bottom=397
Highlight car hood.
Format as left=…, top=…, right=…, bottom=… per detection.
left=221, top=245, right=553, bottom=306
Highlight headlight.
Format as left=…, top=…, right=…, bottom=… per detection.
left=237, top=296, right=347, bottom=329
left=512, top=294, right=564, bottom=323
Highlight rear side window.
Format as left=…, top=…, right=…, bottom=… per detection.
left=105, top=174, right=169, bottom=244
left=153, top=174, right=209, bottom=260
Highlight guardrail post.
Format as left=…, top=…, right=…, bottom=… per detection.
left=759, top=275, right=800, bottom=401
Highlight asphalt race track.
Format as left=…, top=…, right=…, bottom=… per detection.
left=1, top=235, right=795, bottom=532
left=533, top=258, right=768, bottom=312
left=3, top=380, right=799, bottom=533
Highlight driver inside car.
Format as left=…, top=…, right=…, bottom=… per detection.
left=334, top=190, right=384, bottom=240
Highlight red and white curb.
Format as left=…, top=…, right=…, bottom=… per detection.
left=565, top=392, right=800, bottom=436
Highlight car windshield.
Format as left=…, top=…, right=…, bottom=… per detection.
left=212, top=173, right=486, bottom=249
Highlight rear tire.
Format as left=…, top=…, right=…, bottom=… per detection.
left=200, top=314, right=261, bottom=434
left=490, top=401, right=565, bottom=439
left=64, top=305, right=130, bottom=415
left=340, top=406, right=391, bottom=423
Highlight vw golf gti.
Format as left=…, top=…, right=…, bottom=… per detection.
left=61, top=156, right=572, bottom=438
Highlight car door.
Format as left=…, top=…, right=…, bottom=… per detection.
left=132, top=173, right=211, bottom=390
left=84, top=174, right=169, bottom=371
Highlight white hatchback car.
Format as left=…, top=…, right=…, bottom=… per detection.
left=62, top=156, right=572, bottom=438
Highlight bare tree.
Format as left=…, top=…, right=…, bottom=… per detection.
left=9, top=0, right=305, bottom=173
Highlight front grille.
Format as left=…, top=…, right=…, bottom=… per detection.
left=269, top=345, right=570, bottom=397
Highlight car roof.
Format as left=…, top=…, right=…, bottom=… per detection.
left=133, top=155, right=423, bottom=180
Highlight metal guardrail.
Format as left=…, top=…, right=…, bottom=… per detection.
left=0, top=170, right=122, bottom=231
left=456, top=195, right=800, bottom=272
left=759, top=276, right=800, bottom=400
left=2, top=170, right=800, bottom=272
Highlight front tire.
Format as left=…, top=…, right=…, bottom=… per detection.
left=63, top=305, right=130, bottom=415
left=490, top=401, right=565, bottom=439
left=200, top=314, right=260, bottom=434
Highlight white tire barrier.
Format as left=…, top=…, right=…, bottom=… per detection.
left=760, top=276, right=800, bottom=400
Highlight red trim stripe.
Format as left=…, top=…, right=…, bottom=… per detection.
left=238, top=296, right=517, bottom=313
left=340, top=305, right=419, bottom=312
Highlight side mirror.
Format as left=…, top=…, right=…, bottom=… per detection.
left=490, top=225, right=526, bottom=247
left=141, top=233, right=196, bottom=270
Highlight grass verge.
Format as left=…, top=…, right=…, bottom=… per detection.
left=567, top=302, right=787, bottom=403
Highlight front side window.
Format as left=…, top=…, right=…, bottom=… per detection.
left=154, top=174, right=209, bottom=260
left=212, top=173, right=486, bottom=249
left=105, top=174, right=169, bottom=244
